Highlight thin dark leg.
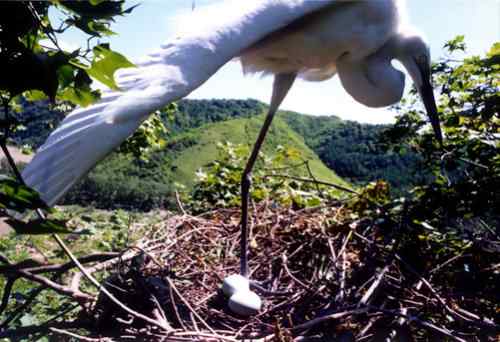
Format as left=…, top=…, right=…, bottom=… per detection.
left=240, top=73, right=296, bottom=277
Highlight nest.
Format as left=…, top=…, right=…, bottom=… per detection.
left=86, top=202, right=499, bottom=341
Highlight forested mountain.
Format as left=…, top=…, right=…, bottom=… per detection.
left=170, top=100, right=429, bottom=191
left=9, top=98, right=426, bottom=209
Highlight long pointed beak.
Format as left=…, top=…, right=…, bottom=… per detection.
left=420, top=79, right=443, bottom=146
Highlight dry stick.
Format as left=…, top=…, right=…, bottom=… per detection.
left=327, top=238, right=337, bottom=262
left=281, top=254, right=311, bottom=290
left=334, top=230, right=352, bottom=303
left=371, top=306, right=468, bottom=342
left=169, top=331, right=238, bottom=342
left=49, top=327, right=109, bottom=342
left=0, top=278, right=15, bottom=316
left=396, top=254, right=499, bottom=330
left=429, top=253, right=469, bottom=276
left=15, top=267, right=93, bottom=301
left=357, top=266, right=389, bottom=307
left=0, top=252, right=119, bottom=275
left=0, top=120, right=169, bottom=332
left=168, top=280, right=187, bottom=331
left=52, top=234, right=170, bottom=331
left=264, top=174, right=359, bottom=195
left=336, top=249, right=347, bottom=303
left=166, top=277, right=217, bottom=335
left=175, top=190, right=187, bottom=215
left=293, top=308, right=369, bottom=331
left=190, top=312, right=200, bottom=334
left=356, top=300, right=388, bottom=339
left=304, top=160, right=324, bottom=196
left=151, top=295, right=173, bottom=332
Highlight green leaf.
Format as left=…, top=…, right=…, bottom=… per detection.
left=57, top=64, right=75, bottom=89
left=23, top=90, right=48, bottom=102
left=86, top=44, right=135, bottom=90
left=58, top=86, right=100, bottom=107
left=88, top=21, right=116, bottom=36
left=487, top=42, right=500, bottom=58
left=89, top=0, right=107, bottom=5
left=5, top=218, right=74, bottom=235
left=0, top=178, right=48, bottom=211
left=444, top=35, right=466, bottom=52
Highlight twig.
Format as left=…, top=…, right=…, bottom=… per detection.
left=336, top=249, right=347, bottom=303
left=168, top=278, right=187, bottom=331
left=0, top=252, right=119, bottom=275
left=396, top=254, right=499, bottom=330
left=357, top=266, right=389, bottom=307
left=291, top=308, right=369, bottom=332
left=304, top=160, right=324, bottom=196
left=175, top=190, right=187, bottom=215
left=14, top=268, right=94, bottom=302
left=166, top=277, right=216, bottom=335
left=282, top=254, right=311, bottom=290
left=0, top=277, right=15, bottom=316
left=264, top=174, right=359, bottom=195
left=49, top=327, right=110, bottom=341
left=0, top=117, right=171, bottom=332
left=371, top=306, right=468, bottom=342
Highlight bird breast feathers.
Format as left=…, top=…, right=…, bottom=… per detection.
left=240, top=0, right=401, bottom=80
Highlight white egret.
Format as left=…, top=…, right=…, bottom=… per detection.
left=22, top=0, right=442, bottom=311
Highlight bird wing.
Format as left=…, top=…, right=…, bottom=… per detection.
left=22, top=0, right=336, bottom=206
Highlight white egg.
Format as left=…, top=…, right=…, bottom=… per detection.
left=228, top=290, right=262, bottom=316
left=222, top=274, right=249, bottom=297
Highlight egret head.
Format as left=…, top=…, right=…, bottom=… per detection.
left=397, top=34, right=443, bottom=144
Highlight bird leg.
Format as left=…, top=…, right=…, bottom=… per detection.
left=240, top=73, right=296, bottom=277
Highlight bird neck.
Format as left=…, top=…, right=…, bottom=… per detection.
left=337, top=40, right=405, bottom=108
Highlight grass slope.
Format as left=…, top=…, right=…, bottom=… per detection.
left=169, top=114, right=347, bottom=188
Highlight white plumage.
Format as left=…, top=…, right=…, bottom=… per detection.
left=22, top=1, right=333, bottom=205
left=22, top=0, right=441, bottom=208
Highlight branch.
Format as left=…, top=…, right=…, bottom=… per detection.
left=0, top=100, right=170, bottom=333
left=0, top=277, right=15, bottom=316
left=0, top=252, right=119, bottom=275
left=0, top=285, right=45, bottom=328
left=14, top=268, right=94, bottom=302
left=264, top=174, right=359, bottom=195
left=0, top=320, right=85, bottom=340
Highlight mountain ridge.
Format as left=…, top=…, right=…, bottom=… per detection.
left=7, top=98, right=426, bottom=209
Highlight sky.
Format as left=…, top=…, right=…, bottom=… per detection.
left=55, top=0, right=500, bottom=124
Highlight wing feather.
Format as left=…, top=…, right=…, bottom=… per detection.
left=22, top=0, right=335, bottom=205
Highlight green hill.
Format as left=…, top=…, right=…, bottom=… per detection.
left=60, top=111, right=347, bottom=210
left=168, top=114, right=346, bottom=188
left=10, top=98, right=427, bottom=209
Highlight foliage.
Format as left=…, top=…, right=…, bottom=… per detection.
left=189, top=141, right=344, bottom=212
left=0, top=1, right=175, bottom=232
left=0, top=1, right=136, bottom=107
left=7, top=96, right=431, bottom=211
left=117, top=103, right=177, bottom=160
left=288, top=116, right=430, bottom=193
left=382, top=38, right=500, bottom=226
left=48, top=110, right=345, bottom=210
left=172, top=99, right=265, bottom=133
left=0, top=206, right=159, bottom=331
